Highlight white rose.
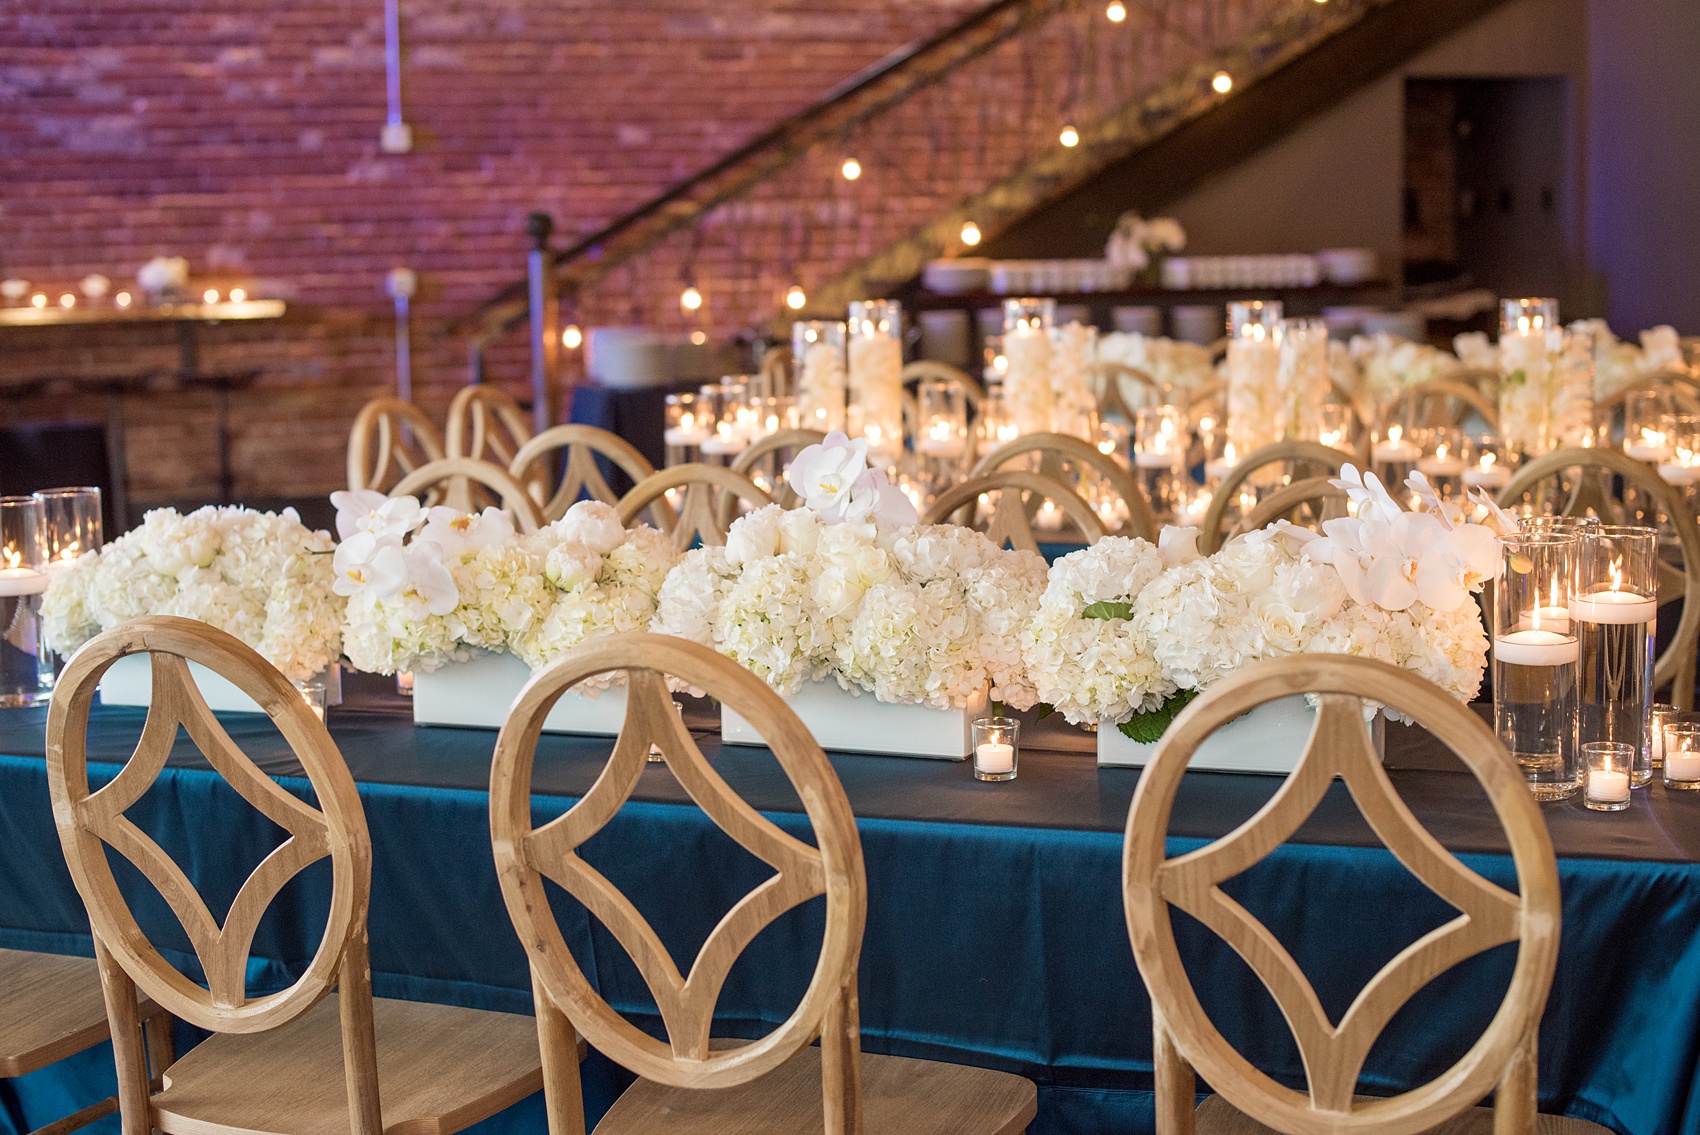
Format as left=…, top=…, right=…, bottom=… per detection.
left=777, top=508, right=820, bottom=557
left=553, top=501, right=626, bottom=554
left=813, top=567, right=866, bottom=619
left=725, top=505, right=783, bottom=565
left=546, top=545, right=603, bottom=590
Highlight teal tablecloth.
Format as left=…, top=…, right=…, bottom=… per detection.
left=1, top=682, right=1697, bottom=1135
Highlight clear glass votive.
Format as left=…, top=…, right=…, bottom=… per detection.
left=1493, top=532, right=1580, bottom=800
left=972, top=717, right=1019, bottom=782
left=295, top=677, right=327, bottom=722
left=0, top=496, right=54, bottom=708
left=1462, top=434, right=1511, bottom=492
left=1663, top=722, right=1700, bottom=790
left=395, top=670, right=415, bottom=697
left=663, top=393, right=706, bottom=467
left=1583, top=741, right=1635, bottom=811
left=33, top=487, right=103, bottom=570
left=1575, top=526, right=1658, bottom=787
left=1650, top=703, right=1677, bottom=768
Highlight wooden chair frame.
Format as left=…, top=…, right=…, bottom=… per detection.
left=346, top=397, right=446, bottom=495
left=1199, top=442, right=1355, bottom=554
left=725, top=429, right=827, bottom=516
left=508, top=424, right=662, bottom=523
left=617, top=463, right=773, bottom=550
left=902, top=361, right=985, bottom=409
left=1499, top=446, right=1700, bottom=707
left=490, top=634, right=867, bottom=1127
left=973, top=432, right=1158, bottom=541
left=921, top=469, right=1105, bottom=554
left=392, top=457, right=546, bottom=532
left=1227, top=476, right=1349, bottom=544
left=45, top=618, right=379, bottom=1135
left=445, top=385, right=533, bottom=467
left=1595, top=374, right=1700, bottom=419
left=1090, top=361, right=1163, bottom=424
left=1125, top=655, right=1561, bottom=1135
left=1384, top=379, right=1500, bottom=433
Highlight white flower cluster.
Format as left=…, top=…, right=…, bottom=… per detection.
left=1026, top=469, right=1498, bottom=726
left=1349, top=333, right=1461, bottom=408
left=655, top=505, right=1047, bottom=709
left=41, top=505, right=342, bottom=682
left=1104, top=211, right=1186, bottom=273
left=1049, top=321, right=1100, bottom=439
left=1097, top=333, right=1217, bottom=409
left=333, top=491, right=676, bottom=680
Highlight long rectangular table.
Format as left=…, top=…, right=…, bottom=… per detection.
left=1, top=677, right=1696, bottom=1135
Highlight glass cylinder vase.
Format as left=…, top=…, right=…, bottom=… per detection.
left=1492, top=531, right=1580, bottom=800
left=1002, top=298, right=1055, bottom=437
left=793, top=320, right=847, bottom=434
left=1225, top=300, right=1282, bottom=459
left=0, top=496, right=54, bottom=707
left=1274, top=317, right=1329, bottom=443
left=1575, top=525, right=1658, bottom=788
left=847, top=301, right=904, bottom=464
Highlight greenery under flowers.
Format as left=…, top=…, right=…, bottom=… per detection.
left=1115, top=688, right=1198, bottom=743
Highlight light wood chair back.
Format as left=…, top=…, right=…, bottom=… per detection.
left=391, top=457, right=546, bottom=532
left=726, top=429, right=827, bottom=515
left=760, top=345, right=793, bottom=396
left=490, top=633, right=866, bottom=1124
left=508, top=424, right=660, bottom=522
left=973, top=432, right=1158, bottom=541
left=1125, top=654, right=1561, bottom=1135
left=617, top=463, right=773, bottom=550
left=347, top=397, right=446, bottom=495
left=1384, top=379, right=1500, bottom=432
left=445, top=384, right=533, bottom=466
left=1226, top=476, right=1349, bottom=544
left=1186, top=379, right=1228, bottom=425
left=1199, top=442, right=1355, bottom=554
left=45, top=617, right=380, bottom=1129
left=1090, top=361, right=1163, bottom=423
left=902, top=361, right=985, bottom=409
left=1499, top=446, right=1700, bottom=707
left=1451, top=366, right=1502, bottom=398
left=1595, top=374, right=1700, bottom=418
left=921, top=469, right=1105, bottom=554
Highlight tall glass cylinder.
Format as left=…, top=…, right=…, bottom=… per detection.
left=793, top=320, right=847, bottom=433
left=34, top=487, right=102, bottom=570
left=977, top=389, right=1018, bottom=457
left=1493, top=532, right=1580, bottom=800
left=0, top=496, right=53, bottom=707
left=664, top=393, right=707, bottom=467
left=1134, top=405, right=1188, bottom=521
left=1462, top=434, right=1511, bottom=493
left=1414, top=426, right=1467, bottom=500
left=1002, top=298, right=1054, bottom=437
left=1049, top=319, right=1098, bottom=439
left=1575, top=525, right=1658, bottom=788
left=915, top=377, right=969, bottom=503
left=847, top=300, right=904, bottom=463
left=1225, top=300, right=1282, bottom=459
left=1623, top=387, right=1675, bottom=463
left=699, top=378, right=751, bottom=462
left=1499, top=298, right=1593, bottom=459
left=1274, top=317, right=1329, bottom=442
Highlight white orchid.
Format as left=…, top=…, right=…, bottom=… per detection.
left=1328, top=463, right=1405, bottom=524
left=417, top=506, right=516, bottom=561
left=785, top=431, right=919, bottom=526
left=395, top=544, right=459, bottom=618
left=331, top=531, right=406, bottom=598
left=330, top=490, right=427, bottom=541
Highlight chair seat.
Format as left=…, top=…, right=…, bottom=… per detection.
left=1197, top=1094, right=1614, bottom=1135
left=0, top=948, right=122, bottom=1077
left=151, top=994, right=542, bottom=1135
left=595, top=1044, right=1036, bottom=1135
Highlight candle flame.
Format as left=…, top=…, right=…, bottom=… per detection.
left=1434, top=441, right=1448, bottom=461
left=1610, top=560, right=1623, bottom=591
left=3, top=549, right=19, bottom=570
left=1387, top=423, right=1403, bottom=445
left=60, top=541, right=79, bottom=562
left=1479, top=451, right=1496, bottom=471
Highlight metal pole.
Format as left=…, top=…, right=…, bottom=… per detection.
left=526, top=212, right=559, bottom=433
left=386, top=268, right=417, bottom=402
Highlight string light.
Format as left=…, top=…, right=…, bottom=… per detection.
left=1211, top=71, right=1233, bottom=94
left=58, top=293, right=75, bottom=308
left=785, top=285, right=806, bottom=310
left=228, top=287, right=247, bottom=303
left=561, top=324, right=583, bottom=349
left=30, top=293, right=46, bottom=308
left=680, top=285, right=703, bottom=312
left=115, top=291, right=132, bottom=308
left=960, top=221, right=982, bottom=246
left=690, top=331, right=707, bottom=345
left=203, top=288, right=220, bottom=303
left=840, top=158, right=862, bottom=181
left=1059, top=125, right=1080, bottom=147
left=1106, top=1, right=1126, bottom=21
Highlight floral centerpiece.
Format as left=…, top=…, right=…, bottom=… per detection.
left=655, top=432, right=1047, bottom=756
left=1025, top=466, right=1497, bottom=765
left=1349, top=332, right=1462, bottom=409
left=42, top=504, right=342, bottom=685
left=1106, top=211, right=1186, bottom=281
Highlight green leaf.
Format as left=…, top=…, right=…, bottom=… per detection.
left=1503, top=368, right=1527, bottom=389
left=1116, top=688, right=1199, bottom=744
left=1082, top=600, right=1135, bottom=621
left=1035, top=702, right=1055, bottom=721
left=990, top=700, right=1007, bottom=718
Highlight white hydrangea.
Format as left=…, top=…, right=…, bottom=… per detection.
left=41, top=506, right=341, bottom=683
left=714, top=553, right=826, bottom=695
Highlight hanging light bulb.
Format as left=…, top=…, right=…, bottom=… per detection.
left=203, top=288, right=220, bottom=304
left=841, top=157, right=862, bottom=181
left=561, top=324, right=583, bottom=349
left=1059, top=125, right=1080, bottom=147
left=690, top=331, right=707, bottom=345
left=1105, top=1, right=1127, bottom=22
left=228, top=287, right=247, bottom=303
left=960, top=221, right=982, bottom=247
left=785, top=285, right=806, bottom=310
left=680, top=285, right=703, bottom=312
left=58, top=293, right=75, bottom=308
left=115, top=291, right=132, bottom=308
left=1211, top=71, right=1233, bottom=94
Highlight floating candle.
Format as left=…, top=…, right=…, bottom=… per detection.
left=0, top=566, right=48, bottom=597
left=1493, top=628, right=1579, bottom=666
left=1572, top=590, right=1658, bottom=625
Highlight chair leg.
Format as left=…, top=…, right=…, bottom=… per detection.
left=142, top=1010, right=174, bottom=1084
left=93, top=939, right=150, bottom=1135
left=1493, top=1033, right=1538, bottom=1135
left=822, top=980, right=863, bottom=1135
left=1153, top=1012, right=1196, bottom=1135
left=532, top=968, right=586, bottom=1135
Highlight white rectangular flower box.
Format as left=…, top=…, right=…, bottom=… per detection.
left=1097, top=695, right=1383, bottom=774
left=99, top=655, right=342, bottom=714
left=721, top=679, right=984, bottom=760
left=412, top=649, right=627, bottom=735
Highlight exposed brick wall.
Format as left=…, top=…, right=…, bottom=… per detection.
left=0, top=0, right=982, bottom=505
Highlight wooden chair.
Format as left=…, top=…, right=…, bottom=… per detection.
left=1199, top=442, right=1355, bottom=554
left=973, top=432, right=1159, bottom=541
left=1595, top=374, right=1700, bottom=419
left=902, top=361, right=985, bottom=409
left=759, top=344, right=793, bottom=396
left=1090, top=361, right=1163, bottom=423
left=1499, top=447, right=1700, bottom=708
left=489, top=633, right=1037, bottom=1135
left=1221, top=476, right=1349, bottom=545
left=346, top=397, right=446, bottom=495
left=726, top=428, right=827, bottom=514
left=508, top=424, right=661, bottom=523
left=391, top=457, right=546, bottom=532
left=1451, top=367, right=1502, bottom=399
left=2, top=949, right=173, bottom=1135
left=1187, top=379, right=1228, bottom=426
left=616, top=464, right=773, bottom=550
left=1384, top=379, right=1500, bottom=433
left=445, top=384, right=533, bottom=468
left=44, top=617, right=544, bottom=1135
left=921, top=469, right=1105, bottom=554
left=1124, top=654, right=1603, bottom=1135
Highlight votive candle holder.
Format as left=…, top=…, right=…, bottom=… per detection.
left=972, top=716, right=1019, bottom=782
left=1582, top=741, right=1634, bottom=811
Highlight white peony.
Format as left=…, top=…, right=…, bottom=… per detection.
left=551, top=500, right=628, bottom=555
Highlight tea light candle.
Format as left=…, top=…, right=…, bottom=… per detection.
left=975, top=741, right=1014, bottom=774
left=664, top=423, right=710, bottom=447
left=1416, top=443, right=1465, bottom=477
left=1493, top=628, right=1578, bottom=666
left=1587, top=768, right=1630, bottom=804
left=1572, top=590, right=1658, bottom=624
left=1464, top=453, right=1510, bottom=489
left=699, top=426, right=747, bottom=457
left=1657, top=459, right=1700, bottom=487
left=1516, top=606, right=1572, bottom=632
left=1625, top=432, right=1672, bottom=463
left=1134, top=450, right=1183, bottom=469
left=1667, top=750, right=1700, bottom=781
left=1204, top=443, right=1239, bottom=482
left=1373, top=425, right=1421, bottom=464
left=0, top=564, right=49, bottom=597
